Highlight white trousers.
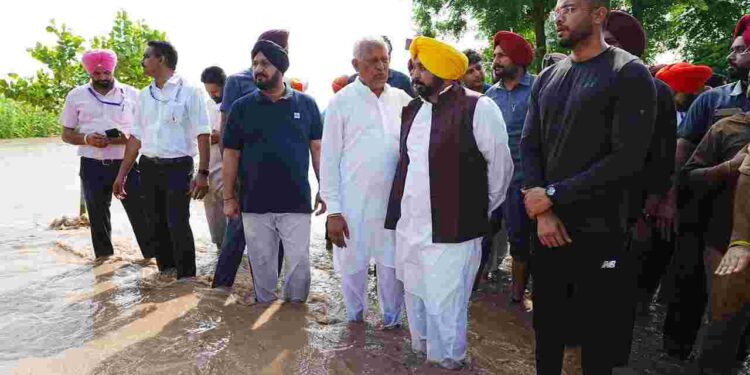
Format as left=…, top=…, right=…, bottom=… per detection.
left=242, top=213, right=311, bottom=303
left=341, top=264, right=404, bottom=327
left=404, top=245, right=480, bottom=369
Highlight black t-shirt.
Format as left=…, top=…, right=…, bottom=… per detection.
left=521, top=47, right=657, bottom=234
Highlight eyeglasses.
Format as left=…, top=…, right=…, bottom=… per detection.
left=551, top=5, right=577, bottom=20
left=730, top=46, right=750, bottom=55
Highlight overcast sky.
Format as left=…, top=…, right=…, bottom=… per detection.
left=1, top=1, right=677, bottom=108
left=1, top=0, right=492, bottom=107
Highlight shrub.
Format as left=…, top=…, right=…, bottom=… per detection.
left=0, top=97, right=60, bottom=139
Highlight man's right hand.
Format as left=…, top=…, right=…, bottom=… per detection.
left=715, top=245, right=750, bottom=276
left=326, top=215, right=350, bottom=248
left=224, top=198, right=240, bottom=219
left=86, top=133, right=110, bottom=148
left=536, top=210, right=572, bottom=248
left=729, top=146, right=750, bottom=174
left=113, top=175, right=127, bottom=200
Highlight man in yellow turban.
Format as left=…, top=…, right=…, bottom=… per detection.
left=385, top=36, right=513, bottom=369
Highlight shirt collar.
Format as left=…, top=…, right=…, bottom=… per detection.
left=354, top=78, right=390, bottom=97
left=150, top=74, right=182, bottom=91
left=494, top=72, right=532, bottom=91
left=258, top=83, right=294, bottom=103
left=730, top=80, right=744, bottom=96
left=86, top=80, right=124, bottom=97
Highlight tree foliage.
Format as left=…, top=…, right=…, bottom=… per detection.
left=412, top=0, right=750, bottom=74
left=0, top=11, right=166, bottom=113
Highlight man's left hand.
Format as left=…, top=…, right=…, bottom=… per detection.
left=314, top=193, right=327, bottom=216
left=522, top=187, right=553, bottom=218
left=190, top=174, right=209, bottom=199
left=210, top=130, right=220, bottom=145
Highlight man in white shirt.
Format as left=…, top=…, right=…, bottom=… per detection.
left=61, top=49, right=154, bottom=260
left=114, top=41, right=211, bottom=279
left=321, top=36, right=412, bottom=327
left=200, top=66, right=227, bottom=249
left=384, top=37, right=513, bottom=369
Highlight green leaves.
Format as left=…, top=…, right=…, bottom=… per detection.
left=412, top=0, right=750, bottom=74
left=0, top=10, right=168, bottom=114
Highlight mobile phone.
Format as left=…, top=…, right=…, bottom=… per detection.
left=105, top=128, right=122, bottom=138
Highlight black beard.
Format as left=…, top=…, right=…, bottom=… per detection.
left=728, top=65, right=749, bottom=82
left=493, top=65, right=519, bottom=83
left=92, top=79, right=114, bottom=91
left=413, top=77, right=445, bottom=100
left=255, top=71, right=282, bottom=91
left=558, top=24, right=593, bottom=50
left=211, top=95, right=222, bottom=104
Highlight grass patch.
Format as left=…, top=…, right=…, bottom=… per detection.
left=0, top=97, right=60, bottom=139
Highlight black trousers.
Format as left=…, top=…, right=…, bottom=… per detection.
left=140, top=156, right=196, bottom=278
left=612, top=223, right=677, bottom=366
left=80, top=157, right=154, bottom=259
left=532, top=231, right=629, bottom=375
left=662, top=229, right=707, bottom=359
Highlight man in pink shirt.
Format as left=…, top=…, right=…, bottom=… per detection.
left=61, top=49, right=154, bottom=260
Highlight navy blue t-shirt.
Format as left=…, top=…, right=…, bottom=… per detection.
left=223, top=88, right=322, bottom=214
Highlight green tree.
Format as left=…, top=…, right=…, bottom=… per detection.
left=412, top=0, right=749, bottom=73
left=91, top=10, right=166, bottom=89
left=0, top=11, right=167, bottom=113
left=665, top=0, right=750, bottom=76
left=413, top=0, right=556, bottom=72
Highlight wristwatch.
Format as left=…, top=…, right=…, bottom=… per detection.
left=545, top=185, right=556, bottom=198
left=198, top=169, right=209, bottom=177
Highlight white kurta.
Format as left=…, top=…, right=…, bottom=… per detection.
left=321, top=79, right=413, bottom=275
left=395, top=94, right=514, bottom=315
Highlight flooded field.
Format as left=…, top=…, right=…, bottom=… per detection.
left=1, top=138, right=732, bottom=374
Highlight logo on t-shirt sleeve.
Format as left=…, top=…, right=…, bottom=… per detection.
left=294, top=112, right=301, bottom=119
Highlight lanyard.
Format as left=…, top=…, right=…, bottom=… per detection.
left=149, top=79, right=183, bottom=103
left=87, top=87, right=125, bottom=108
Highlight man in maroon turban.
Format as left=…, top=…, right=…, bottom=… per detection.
left=484, top=30, right=535, bottom=303
left=602, top=11, right=679, bottom=368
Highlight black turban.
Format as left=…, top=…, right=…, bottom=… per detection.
left=251, top=40, right=289, bottom=74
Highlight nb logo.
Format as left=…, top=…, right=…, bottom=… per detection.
left=601, top=260, right=617, bottom=269
left=293, top=112, right=301, bottom=119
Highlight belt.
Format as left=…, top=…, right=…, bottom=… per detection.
left=81, top=156, right=122, bottom=166
left=141, top=156, right=193, bottom=165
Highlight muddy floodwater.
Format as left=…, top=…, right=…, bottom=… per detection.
left=1, top=138, right=731, bottom=375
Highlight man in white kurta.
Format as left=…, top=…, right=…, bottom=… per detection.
left=388, top=36, right=513, bottom=369
left=321, top=37, right=412, bottom=327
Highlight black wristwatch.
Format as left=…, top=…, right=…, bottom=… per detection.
left=198, top=169, right=209, bottom=177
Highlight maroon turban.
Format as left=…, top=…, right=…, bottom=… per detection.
left=656, top=63, right=713, bottom=94
left=258, top=29, right=289, bottom=51
left=492, top=31, right=534, bottom=67
left=605, top=10, right=647, bottom=58
left=734, top=15, right=750, bottom=47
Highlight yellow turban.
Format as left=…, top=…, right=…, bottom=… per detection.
left=409, top=36, right=468, bottom=80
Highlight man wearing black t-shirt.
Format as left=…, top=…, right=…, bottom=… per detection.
left=521, top=0, right=656, bottom=373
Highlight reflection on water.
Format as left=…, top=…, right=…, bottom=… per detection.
left=0, top=138, right=539, bottom=374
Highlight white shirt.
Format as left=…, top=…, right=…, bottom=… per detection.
left=60, top=81, right=139, bottom=160
left=207, top=99, right=222, bottom=170
left=131, top=74, right=211, bottom=158
left=395, top=93, right=513, bottom=313
left=320, top=80, right=412, bottom=275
